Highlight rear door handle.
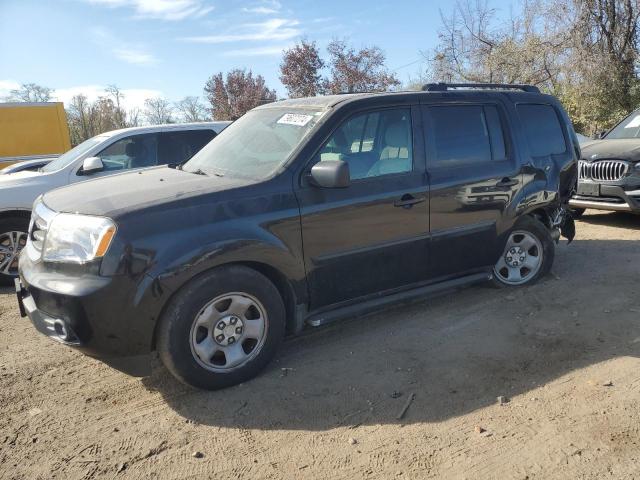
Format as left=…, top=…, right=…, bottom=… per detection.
left=394, top=194, right=426, bottom=209
left=495, top=177, right=519, bottom=188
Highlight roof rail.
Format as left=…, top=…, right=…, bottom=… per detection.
left=422, top=82, right=540, bottom=93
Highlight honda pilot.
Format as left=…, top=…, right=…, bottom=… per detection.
left=16, top=84, right=579, bottom=390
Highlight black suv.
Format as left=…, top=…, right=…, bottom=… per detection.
left=16, top=84, right=579, bottom=390
left=570, top=107, right=640, bottom=215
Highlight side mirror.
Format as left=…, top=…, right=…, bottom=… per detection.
left=81, top=156, right=104, bottom=174
left=594, top=130, right=606, bottom=140
left=310, top=160, right=350, bottom=188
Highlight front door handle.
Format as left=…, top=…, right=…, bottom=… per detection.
left=495, top=177, right=519, bottom=188
left=394, top=194, right=426, bottom=209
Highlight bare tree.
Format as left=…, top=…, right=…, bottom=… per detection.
left=175, top=96, right=210, bottom=122
left=67, top=94, right=93, bottom=145
left=204, top=69, right=277, bottom=120
left=561, top=0, right=640, bottom=131
left=429, top=0, right=564, bottom=87
left=7, top=83, right=53, bottom=102
left=429, top=0, right=640, bottom=133
left=325, top=40, right=400, bottom=94
left=104, top=84, right=128, bottom=128
left=144, top=97, right=174, bottom=125
left=127, top=108, right=141, bottom=127
left=280, top=40, right=325, bottom=98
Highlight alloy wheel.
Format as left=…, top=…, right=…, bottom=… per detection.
left=0, top=231, right=28, bottom=276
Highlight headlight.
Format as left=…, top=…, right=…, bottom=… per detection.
left=43, top=213, right=117, bottom=263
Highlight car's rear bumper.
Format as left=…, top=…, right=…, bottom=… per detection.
left=16, top=255, right=161, bottom=377
left=569, top=183, right=640, bottom=213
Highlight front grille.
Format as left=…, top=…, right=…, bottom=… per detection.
left=578, top=160, right=629, bottom=182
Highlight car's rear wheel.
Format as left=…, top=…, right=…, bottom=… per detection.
left=156, top=265, right=285, bottom=390
left=492, top=216, right=554, bottom=288
left=0, top=216, right=30, bottom=286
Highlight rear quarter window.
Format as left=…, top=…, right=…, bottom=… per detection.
left=517, top=104, right=567, bottom=157
left=425, top=104, right=508, bottom=166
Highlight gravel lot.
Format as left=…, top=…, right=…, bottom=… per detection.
left=1, top=210, right=640, bottom=480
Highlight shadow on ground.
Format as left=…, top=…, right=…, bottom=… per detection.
left=142, top=231, right=640, bottom=431
left=578, top=211, right=640, bottom=229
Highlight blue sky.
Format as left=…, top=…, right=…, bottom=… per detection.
left=0, top=0, right=517, bottom=110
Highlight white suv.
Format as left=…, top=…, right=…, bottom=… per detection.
left=0, top=122, right=229, bottom=283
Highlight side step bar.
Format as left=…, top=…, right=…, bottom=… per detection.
left=306, top=272, right=492, bottom=327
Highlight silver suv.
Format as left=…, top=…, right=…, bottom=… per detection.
left=0, top=122, right=229, bottom=283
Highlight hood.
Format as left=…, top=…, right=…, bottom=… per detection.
left=42, top=166, right=254, bottom=217
left=1, top=157, right=55, bottom=174
left=0, top=169, right=43, bottom=184
left=581, top=139, right=640, bottom=162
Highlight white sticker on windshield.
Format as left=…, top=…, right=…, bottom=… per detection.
left=625, top=115, right=640, bottom=128
left=277, top=113, right=314, bottom=127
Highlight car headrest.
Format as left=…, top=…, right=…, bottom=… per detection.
left=125, top=142, right=144, bottom=157
left=385, top=122, right=409, bottom=149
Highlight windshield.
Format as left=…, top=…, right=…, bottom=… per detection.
left=605, top=109, right=640, bottom=139
left=183, top=108, right=325, bottom=179
left=41, top=136, right=104, bottom=172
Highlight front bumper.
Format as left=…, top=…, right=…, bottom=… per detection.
left=569, top=182, right=640, bottom=213
left=16, top=255, right=163, bottom=377
left=16, top=277, right=81, bottom=345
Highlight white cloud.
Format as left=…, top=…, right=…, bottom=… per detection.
left=91, top=26, right=159, bottom=66
left=242, top=7, right=278, bottom=14
left=83, top=0, right=214, bottom=21
left=113, top=48, right=159, bottom=65
left=223, top=45, right=288, bottom=57
left=182, top=18, right=300, bottom=44
left=53, top=85, right=163, bottom=111
left=0, top=80, right=21, bottom=99
left=1, top=80, right=162, bottom=110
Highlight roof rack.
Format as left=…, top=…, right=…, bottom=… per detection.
left=422, top=82, right=540, bottom=93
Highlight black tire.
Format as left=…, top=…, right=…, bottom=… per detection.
left=570, top=208, right=586, bottom=219
left=156, top=265, right=286, bottom=390
left=491, top=215, right=555, bottom=288
left=0, top=215, right=30, bottom=286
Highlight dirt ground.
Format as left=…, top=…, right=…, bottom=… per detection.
left=1, top=210, right=640, bottom=480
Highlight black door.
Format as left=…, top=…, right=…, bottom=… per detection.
left=295, top=106, right=430, bottom=310
left=422, top=102, right=524, bottom=279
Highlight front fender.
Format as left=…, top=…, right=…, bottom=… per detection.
left=154, top=235, right=307, bottom=302
left=104, top=199, right=307, bottom=315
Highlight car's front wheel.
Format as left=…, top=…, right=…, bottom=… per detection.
left=0, top=215, right=30, bottom=286
left=492, top=216, right=554, bottom=288
left=156, top=265, right=285, bottom=390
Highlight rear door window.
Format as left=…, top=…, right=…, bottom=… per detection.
left=425, top=105, right=508, bottom=166
left=158, top=130, right=216, bottom=165
left=517, top=104, right=567, bottom=156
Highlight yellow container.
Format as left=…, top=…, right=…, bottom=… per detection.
left=0, top=102, right=71, bottom=168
